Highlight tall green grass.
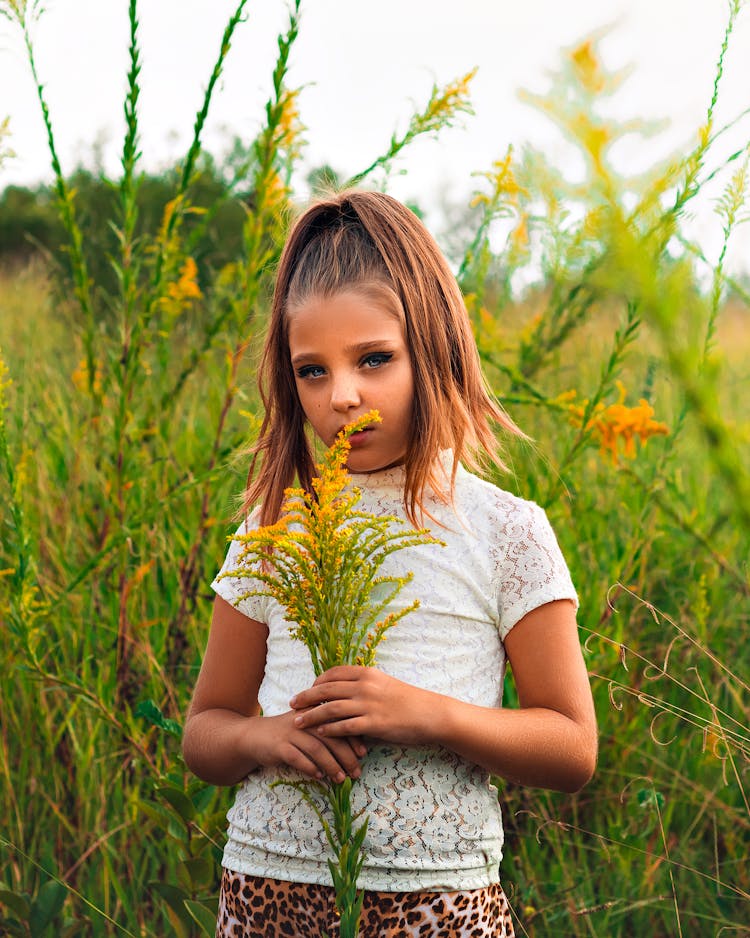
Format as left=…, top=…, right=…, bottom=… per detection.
left=1, top=1, right=748, bottom=935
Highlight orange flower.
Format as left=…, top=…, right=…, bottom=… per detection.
left=564, top=382, right=669, bottom=464
left=71, top=357, right=103, bottom=395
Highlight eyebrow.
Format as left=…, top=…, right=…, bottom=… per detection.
left=290, top=339, right=397, bottom=366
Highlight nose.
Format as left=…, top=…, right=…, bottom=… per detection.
left=330, top=372, right=361, bottom=413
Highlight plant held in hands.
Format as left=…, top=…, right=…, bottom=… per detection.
left=224, top=409, right=443, bottom=937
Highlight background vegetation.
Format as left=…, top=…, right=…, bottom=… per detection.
left=1, top=0, right=748, bottom=934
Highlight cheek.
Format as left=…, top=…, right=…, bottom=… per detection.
left=293, top=381, right=314, bottom=418
left=296, top=387, right=327, bottom=428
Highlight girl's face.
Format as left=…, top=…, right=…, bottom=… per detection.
left=287, top=290, right=415, bottom=473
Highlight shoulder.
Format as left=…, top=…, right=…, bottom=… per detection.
left=212, top=505, right=272, bottom=622
left=451, top=467, right=570, bottom=572
left=453, top=465, right=545, bottom=530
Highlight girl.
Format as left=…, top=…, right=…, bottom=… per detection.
left=183, top=191, right=598, bottom=938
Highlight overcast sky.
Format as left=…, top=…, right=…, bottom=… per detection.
left=2, top=0, right=749, bottom=272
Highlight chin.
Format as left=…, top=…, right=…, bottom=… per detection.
left=347, top=455, right=404, bottom=474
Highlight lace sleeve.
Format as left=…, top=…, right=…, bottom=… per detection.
left=493, top=501, right=578, bottom=640
left=210, top=508, right=271, bottom=623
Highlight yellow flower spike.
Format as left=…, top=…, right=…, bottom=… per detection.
left=471, top=145, right=528, bottom=213
left=224, top=406, right=445, bottom=937
left=509, top=213, right=530, bottom=253
left=569, top=40, right=605, bottom=94
left=518, top=312, right=543, bottom=347
left=161, top=256, right=203, bottom=317
left=419, top=67, right=477, bottom=129
left=71, top=357, right=103, bottom=396
left=276, top=87, right=305, bottom=157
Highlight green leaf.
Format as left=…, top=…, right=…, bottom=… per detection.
left=351, top=821, right=368, bottom=854
left=149, top=882, right=194, bottom=928
left=29, top=880, right=67, bottom=933
left=156, top=786, right=196, bottom=822
left=183, top=899, right=217, bottom=936
left=137, top=799, right=172, bottom=827
left=191, top=783, right=217, bottom=814
left=0, top=889, right=31, bottom=921
left=178, top=857, right=214, bottom=890
left=1, top=923, right=27, bottom=937
left=134, top=699, right=182, bottom=737
left=636, top=788, right=665, bottom=810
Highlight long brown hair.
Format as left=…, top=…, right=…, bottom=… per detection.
left=245, top=190, right=523, bottom=525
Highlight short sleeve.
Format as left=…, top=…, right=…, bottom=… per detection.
left=494, top=501, right=578, bottom=641
left=210, top=509, right=272, bottom=623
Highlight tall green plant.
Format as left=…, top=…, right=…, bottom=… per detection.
left=457, top=9, right=749, bottom=935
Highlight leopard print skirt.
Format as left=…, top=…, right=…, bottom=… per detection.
left=216, top=868, right=516, bottom=937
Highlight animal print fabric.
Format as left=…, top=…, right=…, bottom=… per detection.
left=215, top=869, right=516, bottom=937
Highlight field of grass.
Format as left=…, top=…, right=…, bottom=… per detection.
left=1, top=1, right=749, bottom=935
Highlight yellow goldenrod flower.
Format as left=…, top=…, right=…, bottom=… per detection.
left=71, top=357, right=103, bottom=396
left=471, top=145, right=526, bottom=211
left=571, top=112, right=611, bottom=177
left=0, top=1, right=41, bottom=27
left=569, top=40, right=605, bottom=94
left=518, top=312, right=543, bottom=347
left=417, top=68, right=477, bottom=132
left=224, top=409, right=444, bottom=937
left=229, top=410, right=442, bottom=672
left=262, top=167, right=289, bottom=214
left=407, top=68, right=477, bottom=142
left=276, top=87, right=305, bottom=157
left=169, top=257, right=202, bottom=299
left=160, top=257, right=202, bottom=317
left=0, top=117, right=14, bottom=167
left=0, top=354, right=11, bottom=396
left=509, top=212, right=530, bottom=260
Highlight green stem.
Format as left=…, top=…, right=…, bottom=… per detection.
left=19, top=13, right=96, bottom=398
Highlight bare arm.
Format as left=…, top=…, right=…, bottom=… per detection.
left=290, top=599, right=597, bottom=793
left=182, top=595, right=366, bottom=786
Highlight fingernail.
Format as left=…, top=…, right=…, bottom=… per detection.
left=294, top=715, right=303, bottom=726
left=289, top=695, right=297, bottom=706
left=335, top=771, right=345, bottom=783
left=352, top=767, right=361, bottom=779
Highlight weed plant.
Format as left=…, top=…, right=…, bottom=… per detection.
left=0, top=0, right=748, bottom=935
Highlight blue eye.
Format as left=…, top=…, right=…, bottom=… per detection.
left=361, top=352, right=393, bottom=368
left=296, top=364, right=325, bottom=379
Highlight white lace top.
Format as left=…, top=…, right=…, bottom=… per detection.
left=211, top=459, right=577, bottom=891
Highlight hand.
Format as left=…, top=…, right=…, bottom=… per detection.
left=246, top=709, right=367, bottom=784
left=289, top=666, right=434, bottom=747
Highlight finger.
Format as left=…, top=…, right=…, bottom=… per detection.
left=319, top=735, right=364, bottom=779
left=294, top=699, right=356, bottom=729
left=348, top=736, right=368, bottom=758
left=276, top=742, right=326, bottom=781
left=315, top=716, right=366, bottom=739
left=298, top=734, right=363, bottom=782
left=313, top=665, right=367, bottom=685
left=290, top=681, right=354, bottom=711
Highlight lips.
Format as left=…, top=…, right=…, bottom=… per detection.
left=346, top=427, right=374, bottom=447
